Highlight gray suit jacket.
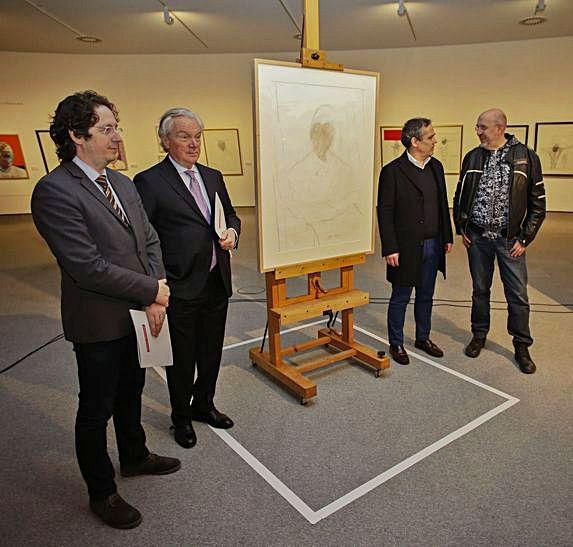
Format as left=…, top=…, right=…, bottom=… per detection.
left=31, top=161, right=165, bottom=343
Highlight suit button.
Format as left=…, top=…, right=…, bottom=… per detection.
left=419, top=219, right=424, bottom=224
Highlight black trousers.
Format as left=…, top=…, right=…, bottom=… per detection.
left=167, top=269, right=229, bottom=427
left=73, top=333, right=149, bottom=501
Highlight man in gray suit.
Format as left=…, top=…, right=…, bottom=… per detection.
left=31, top=91, right=180, bottom=530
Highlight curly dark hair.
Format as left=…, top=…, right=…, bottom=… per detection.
left=49, top=90, right=119, bottom=162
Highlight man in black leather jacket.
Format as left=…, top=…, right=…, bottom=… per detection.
left=453, top=108, right=546, bottom=374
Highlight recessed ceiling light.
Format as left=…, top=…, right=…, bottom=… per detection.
left=519, top=15, right=547, bottom=25
left=75, top=35, right=102, bottom=43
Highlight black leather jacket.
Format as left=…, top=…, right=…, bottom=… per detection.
left=453, top=137, right=546, bottom=246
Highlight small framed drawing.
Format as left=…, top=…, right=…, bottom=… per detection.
left=0, top=134, right=29, bottom=179
left=202, top=128, right=243, bottom=175
left=433, top=125, right=463, bottom=175
left=507, top=125, right=529, bottom=145
left=534, top=122, right=573, bottom=177
left=380, top=126, right=403, bottom=166
left=35, top=130, right=60, bottom=174
left=109, top=140, right=128, bottom=171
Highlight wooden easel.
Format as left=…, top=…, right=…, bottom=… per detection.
left=249, top=0, right=389, bottom=403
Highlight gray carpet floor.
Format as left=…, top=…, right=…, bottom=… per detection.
left=0, top=209, right=571, bottom=546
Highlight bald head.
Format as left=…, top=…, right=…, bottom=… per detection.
left=475, top=108, right=508, bottom=150
left=478, top=109, right=507, bottom=129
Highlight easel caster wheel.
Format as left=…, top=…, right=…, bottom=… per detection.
left=374, top=370, right=382, bottom=378
left=251, top=361, right=257, bottom=367
left=300, top=398, right=308, bottom=406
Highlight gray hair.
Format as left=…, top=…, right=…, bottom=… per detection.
left=401, top=117, right=432, bottom=149
left=158, top=108, right=204, bottom=148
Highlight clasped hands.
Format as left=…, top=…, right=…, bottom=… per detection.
left=219, top=228, right=236, bottom=251
left=145, top=278, right=170, bottom=337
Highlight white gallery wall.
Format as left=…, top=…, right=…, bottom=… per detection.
left=0, top=36, right=572, bottom=214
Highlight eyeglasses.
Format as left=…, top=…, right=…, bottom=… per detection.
left=94, top=125, right=123, bottom=136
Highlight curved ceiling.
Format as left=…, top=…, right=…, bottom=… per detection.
left=1, top=0, right=571, bottom=55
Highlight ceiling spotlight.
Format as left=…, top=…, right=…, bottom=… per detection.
left=397, top=0, right=406, bottom=17
left=534, top=0, right=546, bottom=14
left=163, top=5, right=174, bottom=25
left=75, top=35, right=102, bottom=43
left=519, top=15, right=547, bottom=25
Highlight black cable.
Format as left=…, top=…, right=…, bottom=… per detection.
left=0, top=332, right=64, bottom=375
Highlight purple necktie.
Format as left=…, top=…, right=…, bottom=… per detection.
left=186, top=169, right=217, bottom=270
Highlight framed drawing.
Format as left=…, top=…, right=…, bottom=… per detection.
left=507, top=124, right=529, bottom=145
left=432, top=125, right=463, bottom=175
left=534, top=122, right=573, bottom=177
left=255, top=59, right=379, bottom=272
left=109, top=140, right=128, bottom=171
left=202, top=128, right=243, bottom=175
left=35, top=130, right=59, bottom=174
left=380, top=126, right=403, bottom=166
left=0, top=134, right=29, bottom=179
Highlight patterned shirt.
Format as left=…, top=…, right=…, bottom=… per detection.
left=470, top=136, right=518, bottom=239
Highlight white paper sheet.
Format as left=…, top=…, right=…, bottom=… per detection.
left=214, top=192, right=227, bottom=238
left=129, top=309, right=173, bottom=368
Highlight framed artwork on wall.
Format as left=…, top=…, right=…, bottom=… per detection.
left=108, top=140, right=128, bottom=171
left=202, top=128, right=243, bottom=176
left=380, top=126, right=403, bottom=166
left=0, top=134, right=29, bottom=179
left=535, top=122, right=573, bottom=177
left=432, top=124, right=463, bottom=175
left=35, top=130, right=59, bottom=174
left=507, top=124, right=529, bottom=145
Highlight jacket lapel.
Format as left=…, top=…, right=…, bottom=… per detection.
left=396, top=152, right=424, bottom=194
left=159, top=158, right=210, bottom=225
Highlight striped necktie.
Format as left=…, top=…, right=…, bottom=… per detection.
left=95, top=174, right=129, bottom=226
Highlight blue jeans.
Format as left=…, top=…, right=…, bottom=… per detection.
left=388, top=238, right=440, bottom=346
left=467, top=229, right=532, bottom=346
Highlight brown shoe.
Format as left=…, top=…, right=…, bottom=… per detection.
left=389, top=345, right=410, bottom=365
left=120, top=453, right=181, bottom=478
left=89, top=493, right=142, bottom=529
left=414, top=339, right=444, bottom=358
left=465, top=336, right=486, bottom=358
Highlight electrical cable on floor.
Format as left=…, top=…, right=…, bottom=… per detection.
left=1, top=296, right=571, bottom=375
left=0, top=333, right=64, bottom=375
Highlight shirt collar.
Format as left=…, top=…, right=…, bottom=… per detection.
left=168, top=155, right=198, bottom=176
left=72, top=156, right=105, bottom=181
left=406, top=151, right=431, bottom=169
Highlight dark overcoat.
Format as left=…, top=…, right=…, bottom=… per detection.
left=377, top=152, right=453, bottom=287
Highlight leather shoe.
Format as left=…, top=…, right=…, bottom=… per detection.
left=465, top=336, right=486, bottom=358
left=170, top=424, right=197, bottom=448
left=514, top=343, right=536, bottom=374
left=89, top=493, right=142, bottom=529
left=414, top=339, right=444, bottom=358
left=389, top=345, right=410, bottom=365
left=192, top=407, right=234, bottom=429
left=120, top=452, right=181, bottom=477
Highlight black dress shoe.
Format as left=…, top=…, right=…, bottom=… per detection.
left=389, top=345, right=410, bottom=365
left=89, top=493, right=142, bottom=529
left=121, top=452, right=181, bottom=477
left=465, top=336, right=486, bottom=358
left=514, top=343, right=536, bottom=374
left=414, top=339, right=444, bottom=358
left=170, top=424, right=197, bottom=448
left=192, top=408, right=234, bottom=429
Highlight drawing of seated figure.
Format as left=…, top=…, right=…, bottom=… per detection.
left=0, top=142, right=28, bottom=179
left=277, top=105, right=362, bottom=252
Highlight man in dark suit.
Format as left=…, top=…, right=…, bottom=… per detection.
left=377, top=118, right=453, bottom=365
left=134, top=108, right=241, bottom=449
left=31, top=91, right=180, bottom=530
